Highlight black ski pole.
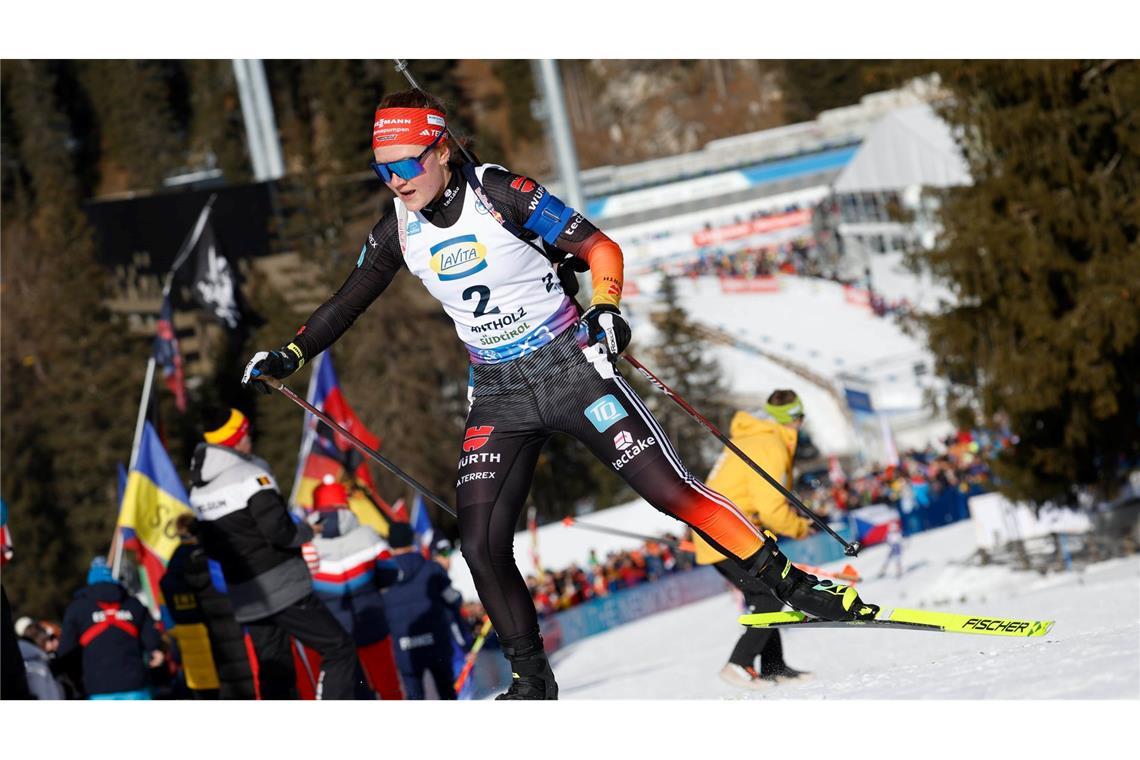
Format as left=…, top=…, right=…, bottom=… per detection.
left=393, top=59, right=479, bottom=165
left=561, top=516, right=696, bottom=552
left=255, top=375, right=458, bottom=519
left=562, top=516, right=861, bottom=581
left=618, top=351, right=861, bottom=557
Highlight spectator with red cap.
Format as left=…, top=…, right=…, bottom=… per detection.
left=304, top=477, right=405, bottom=699
left=188, top=406, right=359, bottom=699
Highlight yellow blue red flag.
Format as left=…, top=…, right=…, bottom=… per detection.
left=117, top=421, right=192, bottom=619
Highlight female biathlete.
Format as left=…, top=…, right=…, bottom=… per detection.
left=243, top=90, right=878, bottom=699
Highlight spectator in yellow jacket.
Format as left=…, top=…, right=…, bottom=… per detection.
left=692, top=389, right=814, bottom=690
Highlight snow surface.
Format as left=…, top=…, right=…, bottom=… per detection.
left=541, top=520, right=1139, bottom=699
left=446, top=499, right=1138, bottom=700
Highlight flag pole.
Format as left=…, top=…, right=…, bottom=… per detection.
left=112, top=356, right=157, bottom=579
left=112, top=195, right=217, bottom=579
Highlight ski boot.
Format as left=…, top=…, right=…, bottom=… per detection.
left=495, top=630, right=559, bottom=700
left=759, top=663, right=814, bottom=685
left=749, top=536, right=879, bottom=622
left=719, top=663, right=774, bottom=690
left=756, top=628, right=812, bottom=684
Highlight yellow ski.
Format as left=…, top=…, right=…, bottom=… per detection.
left=739, top=608, right=1054, bottom=637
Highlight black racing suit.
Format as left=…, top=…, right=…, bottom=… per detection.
left=289, top=165, right=766, bottom=644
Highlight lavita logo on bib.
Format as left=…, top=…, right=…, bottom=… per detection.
left=430, top=234, right=488, bottom=281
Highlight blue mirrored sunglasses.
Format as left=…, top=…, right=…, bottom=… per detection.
left=369, top=131, right=444, bottom=182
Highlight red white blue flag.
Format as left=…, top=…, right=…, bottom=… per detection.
left=154, top=293, right=187, bottom=412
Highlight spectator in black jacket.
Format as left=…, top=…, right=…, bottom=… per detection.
left=1, top=586, right=30, bottom=699
left=58, top=557, right=163, bottom=700
left=188, top=407, right=357, bottom=699
left=383, top=522, right=467, bottom=700
left=161, top=513, right=256, bottom=699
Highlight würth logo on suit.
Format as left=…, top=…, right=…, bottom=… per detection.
left=463, top=426, right=494, bottom=452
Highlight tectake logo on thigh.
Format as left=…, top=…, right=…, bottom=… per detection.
left=430, top=234, right=488, bottom=281
left=584, top=394, right=628, bottom=432
left=611, top=431, right=656, bottom=470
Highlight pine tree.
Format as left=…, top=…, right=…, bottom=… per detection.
left=780, top=61, right=905, bottom=123
left=912, top=60, right=1140, bottom=504
left=644, top=274, right=732, bottom=475
left=185, top=60, right=251, bottom=182
left=1, top=61, right=147, bottom=617
left=76, top=60, right=182, bottom=193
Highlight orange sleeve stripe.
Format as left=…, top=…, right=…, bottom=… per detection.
left=582, top=238, right=624, bottom=308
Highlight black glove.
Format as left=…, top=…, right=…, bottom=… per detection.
left=554, top=253, right=589, bottom=297
left=241, top=345, right=301, bottom=394
left=579, top=304, right=631, bottom=361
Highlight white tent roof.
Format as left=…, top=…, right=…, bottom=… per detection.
left=833, top=105, right=970, bottom=193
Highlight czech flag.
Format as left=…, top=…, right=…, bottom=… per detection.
left=117, top=421, right=192, bottom=622
left=290, top=353, right=397, bottom=536
left=849, top=504, right=902, bottom=547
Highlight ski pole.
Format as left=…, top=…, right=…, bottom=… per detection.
left=560, top=516, right=696, bottom=552
left=394, top=59, right=479, bottom=165
left=561, top=517, right=860, bottom=581
left=453, top=615, right=493, bottom=694
left=618, top=352, right=862, bottom=557
left=255, top=375, right=458, bottom=519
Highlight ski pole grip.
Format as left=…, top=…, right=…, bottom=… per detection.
left=257, top=374, right=284, bottom=391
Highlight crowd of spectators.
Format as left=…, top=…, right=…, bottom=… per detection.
left=680, top=205, right=917, bottom=321
left=518, top=535, right=698, bottom=619
left=801, top=429, right=1007, bottom=520
left=683, top=239, right=819, bottom=280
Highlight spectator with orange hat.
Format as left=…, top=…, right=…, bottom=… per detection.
left=305, top=478, right=405, bottom=700
left=188, top=406, right=358, bottom=699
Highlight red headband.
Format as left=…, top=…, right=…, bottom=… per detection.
left=372, top=107, right=447, bottom=150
